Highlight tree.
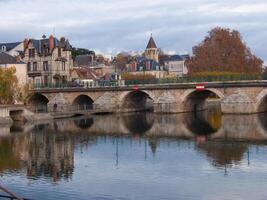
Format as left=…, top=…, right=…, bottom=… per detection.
left=71, top=47, right=95, bottom=60
left=114, top=53, right=130, bottom=72
left=0, top=67, right=18, bottom=104
left=187, top=27, right=263, bottom=75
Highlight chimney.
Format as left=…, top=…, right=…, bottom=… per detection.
left=60, top=37, right=66, bottom=43
left=49, top=35, right=54, bottom=52
left=23, top=38, right=29, bottom=51
left=15, top=56, right=21, bottom=62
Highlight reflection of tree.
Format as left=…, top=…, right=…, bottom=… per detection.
left=197, top=141, right=248, bottom=168
left=0, top=138, right=21, bottom=172
left=122, top=112, right=154, bottom=135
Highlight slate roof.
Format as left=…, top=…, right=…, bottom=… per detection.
left=146, top=36, right=157, bottom=49
left=0, top=52, right=24, bottom=64
left=169, top=55, right=184, bottom=61
left=75, top=55, right=93, bottom=67
left=27, top=37, right=72, bottom=55
left=0, top=42, right=21, bottom=51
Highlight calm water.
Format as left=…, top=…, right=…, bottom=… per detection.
left=1, top=111, right=267, bottom=200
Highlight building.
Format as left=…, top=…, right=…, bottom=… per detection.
left=0, top=52, right=27, bottom=86
left=162, top=55, right=188, bottom=77
left=144, top=34, right=159, bottom=62
left=0, top=42, right=24, bottom=57
left=23, top=35, right=73, bottom=87
left=74, top=54, right=95, bottom=67
left=71, top=67, right=99, bottom=87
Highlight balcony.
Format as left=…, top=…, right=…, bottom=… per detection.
left=27, top=70, right=42, bottom=77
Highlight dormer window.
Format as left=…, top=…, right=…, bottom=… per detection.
left=29, top=48, right=35, bottom=58
left=1, top=45, right=6, bottom=52
left=43, top=45, right=49, bottom=55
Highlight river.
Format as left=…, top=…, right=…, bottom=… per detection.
left=1, top=110, right=267, bottom=200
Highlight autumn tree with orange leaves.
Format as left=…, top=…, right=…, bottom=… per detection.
left=187, top=27, right=263, bottom=76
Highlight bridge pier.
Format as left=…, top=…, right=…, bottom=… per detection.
left=221, top=91, right=256, bottom=114
left=153, top=103, right=183, bottom=113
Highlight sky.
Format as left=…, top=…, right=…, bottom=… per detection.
left=0, top=0, right=266, bottom=62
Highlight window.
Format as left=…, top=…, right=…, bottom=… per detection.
left=58, top=48, right=61, bottom=57
left=29, top=49, right=35, bottom=58
left=33, top=62, right=37, bottom=71
left=43, top=61, right=49, bottom=71
left=27, top=62, right=31, bottom=71
left=1, top=45, right=6, bottom=52
left=62, top=61, right=66, bottom=71
left=34, top=78, right=41, bottom=85
left=43, top=75, right=48, bottom=86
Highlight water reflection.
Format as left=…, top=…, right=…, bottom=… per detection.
left=197, top=141, right=248, bottom=173
left=74, top=118, right=94, bottom=129
left=26, top=127, right=74, bottom=182
left=1, top=111, right=267, bottom=183
left=184, top=109, right=222, bottom=136
left=122, top=112, right=154, bottom=135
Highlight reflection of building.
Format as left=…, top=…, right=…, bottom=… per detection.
left=26, top=130, right=74, bottom=182
left=23, top=35, right=73, bottom=86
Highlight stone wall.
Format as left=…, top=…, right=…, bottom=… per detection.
left=34, top=82, right=267, bottom=114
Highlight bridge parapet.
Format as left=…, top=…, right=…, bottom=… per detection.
left=28, top=80, right=267, bottom=115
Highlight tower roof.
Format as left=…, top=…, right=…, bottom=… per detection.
left=146, top=35, right=157, bottom=49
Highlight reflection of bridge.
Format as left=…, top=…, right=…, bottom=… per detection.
left=12, top=112, right=267, bottom=142
left=3, top=112, right=267, bottom=177
left=0, top=105, right=36, bottom=124
left=28, top=81, right=267, bottom=118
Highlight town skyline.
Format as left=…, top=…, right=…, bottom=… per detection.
left=0, top=0, right=266, bottom=63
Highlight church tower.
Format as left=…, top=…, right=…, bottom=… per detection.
left=144, top=34, right=159, bottom=62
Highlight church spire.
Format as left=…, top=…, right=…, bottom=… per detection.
left=146, top=34, right=157, bottom=49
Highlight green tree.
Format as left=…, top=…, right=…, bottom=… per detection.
left=187, top=27, right=263, bottom=76
left=0, top=67, right=18, bottom=104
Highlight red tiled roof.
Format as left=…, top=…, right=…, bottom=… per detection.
left=72, top=67, right=100, bottom=80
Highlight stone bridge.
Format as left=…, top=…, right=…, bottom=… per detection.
left=28, top=80, right=267, bottom=115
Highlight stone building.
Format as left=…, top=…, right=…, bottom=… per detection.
left=0, top=52, right=27, bottom=86
left=144, top=34, right=159, bottom=62
left=74, top=54, right=95, bottom=67
left=23, top=35, right=73, bottom=87
left=162, top=55, right=188, bottom=77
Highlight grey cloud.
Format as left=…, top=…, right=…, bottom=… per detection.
left=0, top=0, right=266, bottom=62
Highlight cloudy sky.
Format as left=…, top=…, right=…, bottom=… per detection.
left=0, top=0, right=266, bottom=62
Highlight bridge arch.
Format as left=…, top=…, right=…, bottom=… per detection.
left=121, top=90, right=154, bottom=112
left=72, top=95, right=94, bottom=111
left=27, top=93, right=49, bottom=112
left=182, top=89, right=223, bottom=112
left=256, top=89, right=267, bottom=113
